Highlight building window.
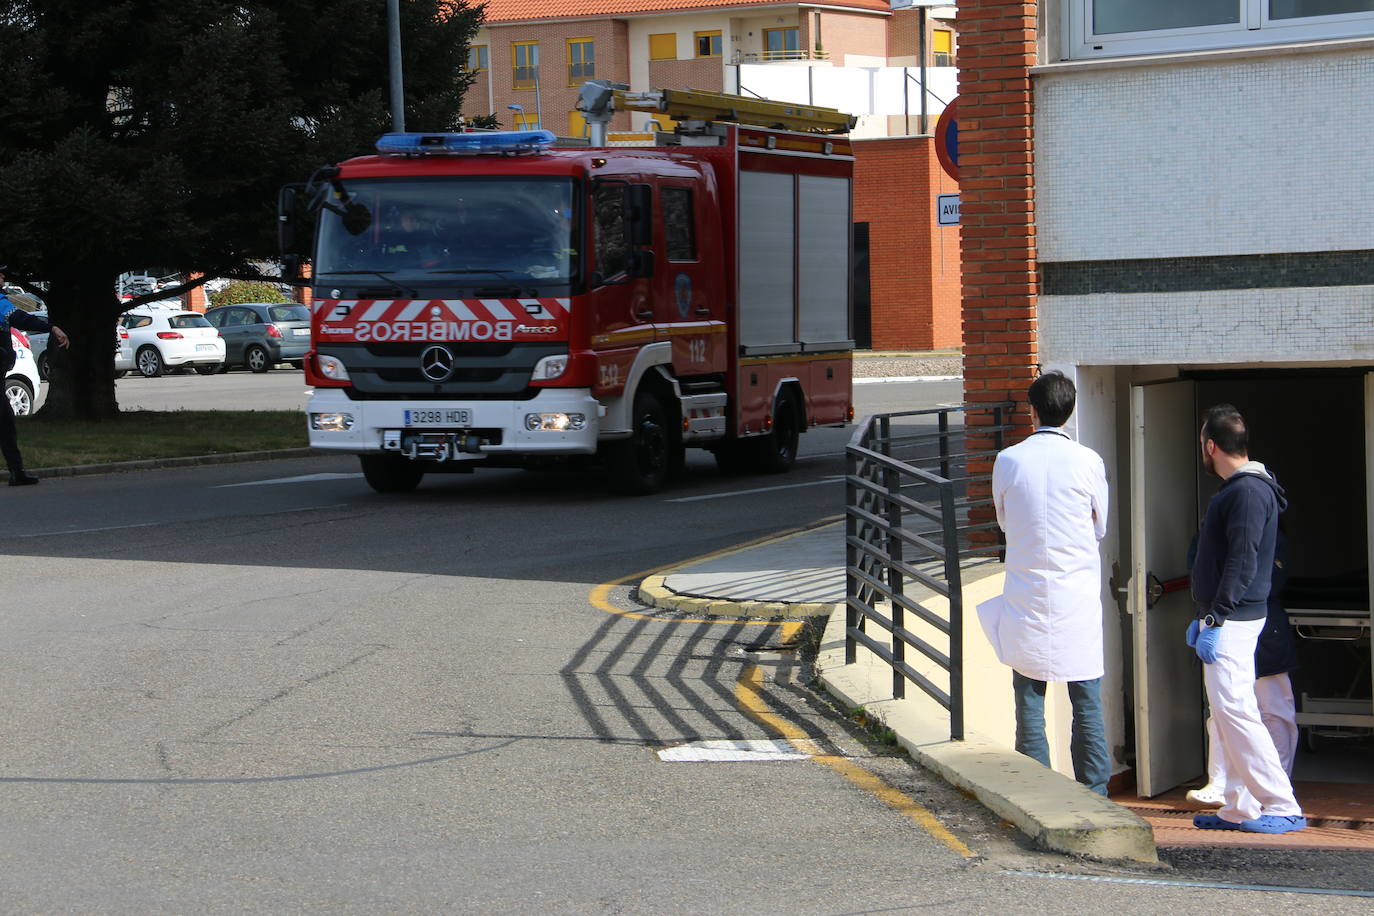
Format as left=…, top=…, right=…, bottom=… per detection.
left=513, top=111, right=540, bottom=131
left=662, top=188, right=696, bottom=261
left=649, top=32, right=677, bottom=60
left=932, top=29, right=952, bottom=66
left=468, top=44, right=489, bottom=72
left=695, top=30, right=723, bottom=57
left=512, top=41, right=539, bottom=90
left=763, top=27, right=801, bottom=60
left=567, top=38, right=594, bottom=85
left=1068, top=0, right=1374, bottom=59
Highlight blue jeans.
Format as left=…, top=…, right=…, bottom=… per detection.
left=1012, top=671, right=1111, bottom=795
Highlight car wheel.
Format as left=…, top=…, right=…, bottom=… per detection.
left=607, top=390, right=675, bottom=495
left=36, top=351, right=50, bottom=381
left=359, top=454, right=425, bottom=493
left=245, top=345, right=270, bottom=373
left=136, top=346, right=165, bottom=378
left=754, top=389, right=801, bottom=474
left=5, top=377, right=33, bottom=416
left=194, top=365, right=219, bottom=376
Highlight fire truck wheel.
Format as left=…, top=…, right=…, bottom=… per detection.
left=360, top=454, right=425, bottom=493
left=756, top=391, right=801, bottom=474
left=609, top=391, right=674, bottom=495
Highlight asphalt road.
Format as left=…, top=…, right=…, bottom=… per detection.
left=2, top=374, right=1370, bottom=912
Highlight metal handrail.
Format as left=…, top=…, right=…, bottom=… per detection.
left=844, top=402, right=1012, bottom=742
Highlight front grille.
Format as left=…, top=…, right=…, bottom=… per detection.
left=320, top=341, right=564, bottom=399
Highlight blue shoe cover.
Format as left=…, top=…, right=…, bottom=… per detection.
left=1240, top=815, right=1307, bottom=834
left=1193, top=814, right=1243, bottom=830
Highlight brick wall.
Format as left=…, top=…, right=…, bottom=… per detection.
left=816, top=10, right=887, bottom=64
left=956, top=0, right=1039, bottom=519
left=648, top=57, right=723, bottom=93
left=487, top=21, right=632, bottom=133
left=852, top=137, right=961, bottom=350
left=889, top=10, right=958, bottom=66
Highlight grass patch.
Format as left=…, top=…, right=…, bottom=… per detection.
left=18, top=410, right=307, bottom=469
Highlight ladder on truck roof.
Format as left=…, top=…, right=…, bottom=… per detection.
left=578, top=81, right=855, bottom=145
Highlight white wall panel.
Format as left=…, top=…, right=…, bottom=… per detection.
left=1035, top=48, right=1374, bottom=261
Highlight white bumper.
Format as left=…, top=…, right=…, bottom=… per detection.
left=306, top=387, right=601, bottom=459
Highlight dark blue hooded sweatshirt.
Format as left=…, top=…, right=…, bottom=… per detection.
left=1191, top=463, right=1288, bottom=623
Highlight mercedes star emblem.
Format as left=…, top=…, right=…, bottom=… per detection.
left=419, top=345, right=454, bottom=382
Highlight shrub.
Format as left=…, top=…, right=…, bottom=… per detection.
left=210, top=281, right=288, bottom=308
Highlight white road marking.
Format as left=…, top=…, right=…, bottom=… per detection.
left=214, top=473, right=364, bottom=488
left=13, top=522, right=158, bottom=538
left=666, top=476, right=844, bottom=503
left=854, top=376, right=961, bottom=384
left=657, top=739, right=811, bottom=762
left=12, top=504, right=353, bottom=538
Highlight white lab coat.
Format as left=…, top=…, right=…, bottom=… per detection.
left=977, top=427, right=1109, bottom=683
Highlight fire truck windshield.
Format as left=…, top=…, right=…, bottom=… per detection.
left=315, top=178, right=577, bottom=287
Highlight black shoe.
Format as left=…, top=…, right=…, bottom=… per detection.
left=8, top=473, right=39, bottom=486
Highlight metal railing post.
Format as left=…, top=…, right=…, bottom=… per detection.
left=845, top=441, right=858, bottom=666
left=885, top=446, right=904, bottom=700
left=941, top=479, right=964, bottom=741
left=938, top=408, right=951, bottom=481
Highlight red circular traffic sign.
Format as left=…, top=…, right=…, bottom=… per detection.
left=934, top=98, right=959, bottom=181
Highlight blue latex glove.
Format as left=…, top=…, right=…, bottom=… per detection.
left=1195, top=624, right=1222, bottom=664
left=1185, top=619, right=1200, bottom=648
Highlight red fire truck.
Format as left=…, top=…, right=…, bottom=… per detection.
left=287, top=85, right=856, bottom=494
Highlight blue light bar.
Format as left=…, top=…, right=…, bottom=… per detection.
left=375, top=130, right=557, bottom=157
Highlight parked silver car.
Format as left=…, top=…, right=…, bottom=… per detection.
left=204, top=303, right=310, bottom=372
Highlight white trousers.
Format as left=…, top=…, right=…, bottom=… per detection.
left=1207, top=671, right=1299, bottom=786
left=1202, top=617, right=1302, bottom=822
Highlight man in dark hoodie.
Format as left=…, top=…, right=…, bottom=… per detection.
left=1188, top=404, right=1305, bottom=834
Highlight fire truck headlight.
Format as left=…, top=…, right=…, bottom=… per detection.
left=531, top=354, right=568, bottom=381
left=525, top=412, right=586, bottom=432
left=317, top=354, right=351, bottom=381
left=310, top=412, right=355, bottom=432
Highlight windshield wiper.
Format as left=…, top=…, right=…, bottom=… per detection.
left=320, top=270, right=412, bottom=296
left=427, top=268, right=517, bottom=276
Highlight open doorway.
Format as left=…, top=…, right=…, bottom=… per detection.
left=1194, top=371, right=1373, bottom=786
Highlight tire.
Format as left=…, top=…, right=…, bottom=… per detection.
left=245, top=345, right=271, bottom=373
left=194, top=365, right=219, bottom=376
left=5, top=377, right=33, bottom=416
left=755, top=389, right=801, bottom=474
left=37, top=351, right=50, bottom=381
left=360, top=453, right=425, bottom=493
left=136, top=346, right=165, bottom=378
left=608, top=390, right=675, bottom=495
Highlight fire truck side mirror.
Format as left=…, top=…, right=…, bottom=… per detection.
left=278, top=184, right=302, bottom=256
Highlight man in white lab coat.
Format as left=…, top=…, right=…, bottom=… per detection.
left=978, top=370, right=1112, bottom=794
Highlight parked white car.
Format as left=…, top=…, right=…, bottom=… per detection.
left=7, top=328, right=42, bottom=416
left=120, top=304, right=225, bottom=377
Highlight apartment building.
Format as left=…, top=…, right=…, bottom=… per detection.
left=958, top=1, right=1374, bottom=796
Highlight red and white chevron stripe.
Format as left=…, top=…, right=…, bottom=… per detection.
left=312, top=298, right=570, bottom=343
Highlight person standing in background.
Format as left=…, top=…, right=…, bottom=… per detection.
left=0, top=265, right=69, bottom=485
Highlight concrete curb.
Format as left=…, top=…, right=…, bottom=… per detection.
left=7, top=447, right=325, bottom=483
left=816, top=604, right=1159, bottom=864
left=639, top=573, right=837, bottom=618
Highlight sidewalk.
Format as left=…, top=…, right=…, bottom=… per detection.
left=641, top=520, right=1159, bottom=863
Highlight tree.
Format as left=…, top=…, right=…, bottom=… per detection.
left=0, top=0, right=482, bottom=419
left=210, top=281, right=289, bottom=308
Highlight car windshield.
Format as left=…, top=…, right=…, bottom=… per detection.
left=315, top=177, right=578, bottom=286
left=169, top=314, right=212, bottom=329
left=268, top=305, right=310, bottom=322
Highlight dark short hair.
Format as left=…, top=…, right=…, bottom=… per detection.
left=1028, top=370, right=1075, bottom=427
left=1203, top=403, right=1248, bottom=456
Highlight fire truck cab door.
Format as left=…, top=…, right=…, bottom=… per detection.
left=589, top=181, right=656, bottom=399
left=655, top=178, right=726, bottom=376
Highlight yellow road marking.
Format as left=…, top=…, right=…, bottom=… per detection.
left=735, top=663, right=976, bottom=859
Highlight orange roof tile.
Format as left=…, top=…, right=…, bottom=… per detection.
left=481, top=0, right=891, bottom=25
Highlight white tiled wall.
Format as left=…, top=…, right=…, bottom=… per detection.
left=1034, top=48, right=1374, bottom=262
left=1039, top=285, right=1374, bottom=365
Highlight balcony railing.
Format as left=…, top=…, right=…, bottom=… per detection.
left=731, top=49, right=830, bottom=63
